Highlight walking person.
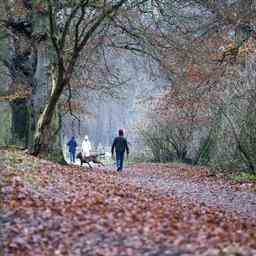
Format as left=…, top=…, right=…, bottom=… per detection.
left=67, top=136, right=77, bottom=163
left=82, top=135, right=92, bottom=158
left=111, top=129, right=129, bottom=172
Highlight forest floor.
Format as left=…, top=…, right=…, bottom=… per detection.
left=0, top=149, right=256, bottom=256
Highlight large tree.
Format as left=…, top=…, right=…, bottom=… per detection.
left=1, top=0, right=37, bottom=147
left=0, top=0, right=49, bottom=149
left=32, top=0, right=155, bottom=155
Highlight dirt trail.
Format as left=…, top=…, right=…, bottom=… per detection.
left=110, top=164, right=256, bottom=220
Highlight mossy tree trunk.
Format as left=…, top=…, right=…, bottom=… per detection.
left=4, top=0, right=37, bottom=148
left=33, top=65, right=66, bottom=155
left=9, top=99, right=30, bottom=147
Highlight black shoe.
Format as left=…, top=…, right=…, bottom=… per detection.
left=117, top=167, right=121, bottom=172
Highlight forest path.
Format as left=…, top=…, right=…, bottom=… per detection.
left=106, top=163, right=256, bottom=220
left=1, top=150, right=256, bottom=256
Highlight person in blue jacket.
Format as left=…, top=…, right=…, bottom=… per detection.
left=67, top=136, right=77, bottom=163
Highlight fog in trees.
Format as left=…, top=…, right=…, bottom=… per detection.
left=0, top=0, right=256, bottom=172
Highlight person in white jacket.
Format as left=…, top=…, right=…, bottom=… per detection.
left=81, top=135, right=92, bottom=157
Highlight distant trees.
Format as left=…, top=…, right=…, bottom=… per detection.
left=211, top=49, right=256, bottom=174
left=1, top=0, right=256, bottom=171
left=138, top=0, right=256, bottom=173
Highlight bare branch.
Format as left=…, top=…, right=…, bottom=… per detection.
left=66, top=82, right=81, bottom=126
left=60, top=0, right=90, bottom=49
left=77, top=0, right=129, bottom=52
left=47, top=0, right=60, bottom=57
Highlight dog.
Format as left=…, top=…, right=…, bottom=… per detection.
left=76, top=152, right=105, bottom=168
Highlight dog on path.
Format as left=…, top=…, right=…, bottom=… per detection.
left=76, top=152, right=105, bottom=168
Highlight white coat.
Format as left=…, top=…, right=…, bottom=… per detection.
left=82, top=135, right=92, bottom=157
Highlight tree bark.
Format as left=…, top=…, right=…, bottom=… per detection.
left=32, top=66, right=65, bottom=155
left=5, top=0, right=37, bottom=148
left=9, top=99, right=30, bottom=147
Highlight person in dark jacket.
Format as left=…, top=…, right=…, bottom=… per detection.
left=67, top=136, right=77, bottom=163
left=111, top=129, right=129, bottom=172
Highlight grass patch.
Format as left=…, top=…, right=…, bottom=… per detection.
left=232, top=172, right=256, bottom=182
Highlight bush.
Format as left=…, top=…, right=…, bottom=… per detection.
left=138, top=120, right=191, bottom=163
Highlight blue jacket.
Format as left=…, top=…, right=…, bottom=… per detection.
left=67, top=137, right=77, bottom=153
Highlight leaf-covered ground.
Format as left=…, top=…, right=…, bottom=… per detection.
left=0, top=150, right=256, bottom=256
left=116, top=164, right=256, bottom=219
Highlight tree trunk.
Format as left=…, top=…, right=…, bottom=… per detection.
left=5, top=0, right=37, bottom=148
left=176, top=146, right=187, bottom=161
left=32, top=73, right=65, bottom=155
left=10, top=99, right=30, bottom=147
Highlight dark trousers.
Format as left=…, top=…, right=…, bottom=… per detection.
left=116, top=151, right=125, bottom=171
left=69, top=151, right=76, bottom=163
